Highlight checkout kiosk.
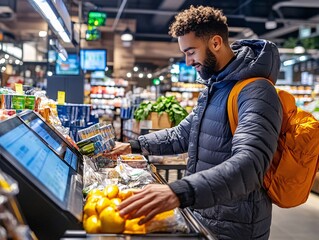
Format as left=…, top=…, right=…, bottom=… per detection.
left=0, top=116, right=83, bottom=239
left=0, top=112, right=216, bottom=240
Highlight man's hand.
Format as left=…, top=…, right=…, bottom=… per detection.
left=117, top=184, right=180, bottom=225
left=104, top=141, right=132, bottom=159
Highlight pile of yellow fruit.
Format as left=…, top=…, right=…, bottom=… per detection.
left=82, top=184, right=146, bottom=234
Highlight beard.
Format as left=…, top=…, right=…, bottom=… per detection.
left=196, top=48, right=217, bottom=80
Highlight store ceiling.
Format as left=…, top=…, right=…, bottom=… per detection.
left=0, top=0, right=319, bottom=77
left=78, top=0, right=319, bottom=43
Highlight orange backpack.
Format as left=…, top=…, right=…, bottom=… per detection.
left=227, top=77, right=319, bottom=208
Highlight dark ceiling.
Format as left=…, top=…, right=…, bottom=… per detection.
left=77, top=0, right=319, bottom=45
left=0, top=0, right=318, bottom=77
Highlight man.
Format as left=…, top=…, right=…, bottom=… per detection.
left=112, top=5, right=283, bottom=240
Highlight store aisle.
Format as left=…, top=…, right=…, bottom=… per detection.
left=270, top=192, right=319, bottom=240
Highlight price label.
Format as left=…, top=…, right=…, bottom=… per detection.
left=57, top=91, right=65, bottom=105
left=15, top=83, right=23, bottom=94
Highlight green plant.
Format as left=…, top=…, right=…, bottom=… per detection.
left=133, top=96, right=188, bottom=125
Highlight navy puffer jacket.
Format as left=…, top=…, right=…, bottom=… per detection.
left=138, top=40, right=283, bottom=240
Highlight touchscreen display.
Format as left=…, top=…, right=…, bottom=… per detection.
left=64, top=147, right=78, bottom=171
left=0, top=123, right=69, bottom=202
left=29, top=118, right=63, bottom=155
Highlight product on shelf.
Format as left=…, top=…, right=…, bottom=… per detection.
left=76, top=123, right=116, bottom=156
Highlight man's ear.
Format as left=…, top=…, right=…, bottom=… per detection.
left=209, top=35, right=223, bottom=51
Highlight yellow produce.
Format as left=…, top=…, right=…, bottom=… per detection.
left=110, top=198, right=121, bottom=208
left=99, top=206, right=125, bottom=233
left=96, top=197, right=111, bottom=215
left=83, top=202, right=97, bottom=217
left=83, top=215, right=100, bottom=233
left=86, top=194, right=103, bottom=204
left=87, top=189, right=104, bottom=199
left=118, top=189, right=134, bottom=200
left=103, top=184, right=119, bottom=199
left=124, top=218, right=146, bottom=234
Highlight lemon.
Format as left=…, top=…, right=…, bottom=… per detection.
left=96, top=197, right=111, bottom=215
left=118, top=189, right=133, bottom=200
left=103, top=185, right=119, bottom=199
left=110, top=198, right=122, bottom=208
left=83, top=201, right=97, bottom=217
left=99, top=206, right=125, bottom=233
left=124, top=218, right=146, bottom=234
left=83, top=215, right=100, bottom=233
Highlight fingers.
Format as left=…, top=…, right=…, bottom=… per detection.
left=128, top=199, right=157, bottom=219
left=118, top=191, right=150, bottom=217
left=138, top=207, right=159, bottom=225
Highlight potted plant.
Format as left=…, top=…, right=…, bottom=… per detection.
left=133, top=96, right=188, bottom=129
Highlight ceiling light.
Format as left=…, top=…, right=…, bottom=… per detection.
left=133, top=66, right=138, bottom=72
left=39, top=31, right=47, bottom=37
left=4, top=54, right=9, bottom=59
left=126, top=72, right=132, bottom=78
left=47, top=71, right=53, bottom=76
left=265, top=21, right=277, bottom=30
left=265, top=12, right=277, bottom=30
left=138, top=73, right=144, bottom=78
left=147, top=73, right=152, bottom=79
left=121, top=28, right=133, bottom=41
left=159, top=76, right=164, bottom=81
left=294, top=41, right=305, bottom=54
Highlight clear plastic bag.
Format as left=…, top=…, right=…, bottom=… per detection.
left=145, top=208, right=190, bottom=233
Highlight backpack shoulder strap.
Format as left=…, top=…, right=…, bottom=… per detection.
left=227, top=77, right=272, bottom=135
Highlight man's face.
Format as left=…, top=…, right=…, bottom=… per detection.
left=178, top=32, right=218, bottom=80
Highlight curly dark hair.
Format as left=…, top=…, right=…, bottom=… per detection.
left=169, top=5, right=229, bottom=42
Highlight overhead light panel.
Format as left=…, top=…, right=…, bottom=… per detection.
left=49, top=39, right=68, bottom=61
left=29, top=0, right=71, bottom=43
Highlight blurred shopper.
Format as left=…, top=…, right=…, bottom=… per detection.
left=110, top=5, right=282, bottom=240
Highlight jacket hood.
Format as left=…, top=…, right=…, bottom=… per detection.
left=206, top=39, right=280, bottom=85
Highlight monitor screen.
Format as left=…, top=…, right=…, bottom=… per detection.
left=87, top=11, right=107, bottom=27
left=80, top=49, right=107, bottom=71
left=0, top=117, right=71, bottom=203
left=85, top=28, right=101, bottom=41
left=179, top=62, right=197, bottom=82
left=19, top=111, right=79, bottom=172
left=56, top=53, right=80, bottom=75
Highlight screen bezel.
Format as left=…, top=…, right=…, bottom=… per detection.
left=0, top=116, right=75, bottom=209
left=18, top=110, right=82, bottom=173
left=80, top=48, right=107, bottom=71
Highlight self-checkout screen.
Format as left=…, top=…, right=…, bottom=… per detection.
left=20, top=112, right=78, bottom=171
left=0, top=119, right=69, bottom=202
left=29, top=117, right=63, bottom=154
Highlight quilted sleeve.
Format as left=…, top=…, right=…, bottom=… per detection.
left=171, top=79, right=282, bottom=209
left=137, top=108, right=195, bottom=155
